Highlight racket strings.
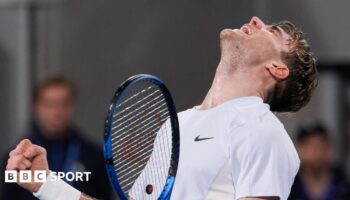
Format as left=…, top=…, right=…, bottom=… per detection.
left=112, top=100, right=167, bottom=128
left=115, top=125, right=171, bottom=170
left=112, top=89, right=166, bottom=134
left=110, top=81, right=172, bottom=198
left=116, top=85, right=154, bottom=108
left=113, top=89, right=161, bottom=119
left=113, top=122, right=166, bottom=160
left=111, top=106, right=168, bottom=141
left=112, top=112, right=169, bottom=149
left=133, top=124, right=171, bottom=199
left=113, top=125, right=165, bottom=168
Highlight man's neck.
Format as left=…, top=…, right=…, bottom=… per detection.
left=301, top=166, right=331, bottom=180
left=40, top=126, right=71, bottom=140
left=198, top=62, right=265, bottom=110
left=300, top=166, right=332, bottom=199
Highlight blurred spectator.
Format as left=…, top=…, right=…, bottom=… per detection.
left=1, top=75, right=112, bottom=200
left=289, top=123, right=350, bottom=200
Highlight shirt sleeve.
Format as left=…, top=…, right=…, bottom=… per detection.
left=230, top=122, right=300, bottom=200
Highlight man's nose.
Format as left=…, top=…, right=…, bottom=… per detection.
left=249, top=16, right=265, bottom=29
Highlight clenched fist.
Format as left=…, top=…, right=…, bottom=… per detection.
left=6, top=139, right=49, bottom=193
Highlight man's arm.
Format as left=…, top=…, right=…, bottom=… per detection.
left=6, top=139, right=95, bottom=200
left=240, top=197, right=279, bottom=200
left=80, top=193, right=96, bottom=200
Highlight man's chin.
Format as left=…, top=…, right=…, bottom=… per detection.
left=41, top=125, right=70, bottom=138
left=219, top=29, right=242, bottom=40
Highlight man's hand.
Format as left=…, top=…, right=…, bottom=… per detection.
left=6, top=139, right=49, bottom=193
left=240, top=197, right=279, bottom=200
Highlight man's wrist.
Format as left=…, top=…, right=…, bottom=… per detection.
left=32, top=182, right=44, bottom=193
left=80, top=193, right=96, bottom=200
left=33, top=172, right=81, bottom=200
left=31, top=169, right=50, bottom=193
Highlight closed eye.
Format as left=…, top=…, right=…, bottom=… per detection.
left=268, top=26, right=282, bottom=38
left=269, top=29, right=276, bottom=35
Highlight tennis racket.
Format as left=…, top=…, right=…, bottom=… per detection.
left=103, top=74, right=180, bottom=200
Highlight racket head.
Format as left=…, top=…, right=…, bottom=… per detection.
left=103, top=74, right=180, bottom=200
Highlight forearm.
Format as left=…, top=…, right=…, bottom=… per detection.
left=34, top=175, right=92, bottom=200
left=240, top=197, right=279, bottom=200
left=80, top=193, right=97, bottom=200
left=6, top=140, right=99, bottom=200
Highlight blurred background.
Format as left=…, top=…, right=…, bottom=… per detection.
left=0, top=0, right=349, bottom=199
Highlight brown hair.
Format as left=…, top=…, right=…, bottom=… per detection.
left=33, top=75, right=77, bottom=102
left=269, top=21, right=318, bottom=112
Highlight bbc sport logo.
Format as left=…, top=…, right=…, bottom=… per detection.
left=4, top=170, right=92, bottom=183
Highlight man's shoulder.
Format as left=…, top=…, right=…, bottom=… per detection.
left=177, top=108, right=195, bottom=123
left=231, top=109, right=299, bottom=166
left=177, top=108, right=193, bottom=117
left=250, top=110, right=285, bottom=133
left=230, top=107, right=296, bottom=152
left=232, top=104, right=285, bottom=133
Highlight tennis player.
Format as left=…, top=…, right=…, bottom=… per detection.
left=6, top=16, right=318, bottom=200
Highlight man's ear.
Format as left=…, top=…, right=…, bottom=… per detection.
left=265, top=62, right=289, bottom=80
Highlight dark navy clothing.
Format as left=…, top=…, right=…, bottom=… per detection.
left=1, top=124, right=112, bottom=200
left=289, top=168, right=350, bottom=200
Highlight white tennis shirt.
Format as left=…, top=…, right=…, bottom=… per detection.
left=34, top=96, right=299, bottom=200
left=129, top=96, right=300, bottom=200
left=170, top=96, right=300, bottom=200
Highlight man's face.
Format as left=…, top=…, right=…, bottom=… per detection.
left=220, top=16, right=291, bottom=67
left=35, top=85, right=75, bottom=137
left=297, top=134, right=332, bottom=169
